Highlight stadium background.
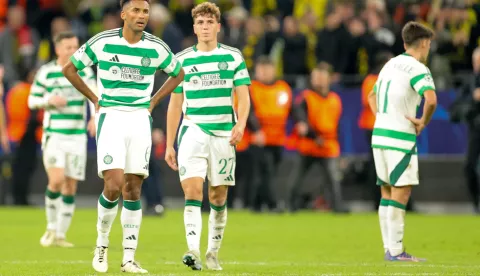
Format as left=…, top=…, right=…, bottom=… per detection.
left=0, top=0, right=477, bottom=212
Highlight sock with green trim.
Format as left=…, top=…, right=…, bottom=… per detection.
left=45, top=188, right=61, bottom=231
left=122, top=200, right=142, bottom=263
left=378, top=198, right=389, bottom=253
left=96, top=193, right=119, bottom=248
left=184, top=199, right=202, bottom=252
left=207, top=202, right=227, bottom=254
left=56, top=195, right=75, bottom=239
left=387, top=200, right=407, bottom=256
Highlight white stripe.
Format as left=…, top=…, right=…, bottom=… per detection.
left=234, top=68, right=249, bottom=80
left=47, top=120, right=85, bottom=129
left=186, top=97, right=231, bottom=108
left=187, top=114, right=232, bottom=123
left=372, top=135, right=415, bottom=150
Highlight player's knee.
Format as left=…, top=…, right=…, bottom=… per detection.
left=123, top=181, right=142, bottom=200
left=48, top=175, right=65, bottom=191
left=103, top=170, right=124, bottom=200
left=62, top=179, right=78, bottom=195
left=209, top=186, right=228, bottom=206
left=181, top=178, right=204, bottom=201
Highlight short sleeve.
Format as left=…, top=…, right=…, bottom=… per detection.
left=70, top=42, right=98, bottom=71
left=410, top=70, right=435, bottom=97
left=173, top=81, right=183, bottom=93
left=157, top=44, right=181, bottom=77
left=233, top=59, right=251, bottom=87
left=30, top=69, right=47, bottom=97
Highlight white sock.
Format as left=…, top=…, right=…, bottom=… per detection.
left=387, top=200, right=406, bottom=256
left=56, top=195, right=76, bottom=239
left=184, top=200, right=202, bottom=252
left=121, top=200, right=143, bottom=264
left=207, top=203, right=227, bottom=254
left=96, top=193, right=119, bottom=248
left=45, top=188, right=61, bottom=231
left=378, top=198, right=389, bottom=253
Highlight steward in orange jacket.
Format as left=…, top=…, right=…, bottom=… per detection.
left=289, top=62, right=347, bottom=213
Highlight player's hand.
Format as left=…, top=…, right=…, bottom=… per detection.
left=296, top=122, right=308, bottom=136
left=94, top=100, right=100, bottom=113
left=165, top=147, right=178, bottom=171
left=87, top=118, right=96, bottom=138
left=229, top=124, right=245, bottom=146
left=0, top=131, right=10, bottom=154
left=48, top=95, right=67, bottom=108
left=405, top=116, right=425, bottom=136
left=315, top=136, right=324, bottom=146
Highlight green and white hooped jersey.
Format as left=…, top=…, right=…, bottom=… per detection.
left=70, top=28, right=181, bottom=111
left=29, top=60, right=96, bottom=136
left=372, top=53, right=436, bottom=154
left=173, top=43, right=251, bottom=137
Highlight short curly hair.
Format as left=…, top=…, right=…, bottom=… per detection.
left=191, top=2, right=221, bottom=22
left=120, top=0, right=150, bottom=9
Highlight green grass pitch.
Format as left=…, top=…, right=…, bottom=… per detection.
left=1, top=208, right=479, bottom=275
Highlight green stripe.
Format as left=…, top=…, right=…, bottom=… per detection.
left=418, top=86, right=434, bottom=97
left=186, top=88, right=232, bottom=99
left=100, top=78, right=150, bottom=90
left=50, top=114, right=84, bottom=120
left=31, top=93, right=43, bottom=97
left=383, top=80, right=391, bottom=113
left=376, top=80, right=382, bottom=111
left=101, top=94, right=145, bottom=103
left=70, top=56, right=86, bottom=71
left=46, top=85, right=74, bottom=92
left=234, top=61, right=247, bottom=72
left=410, top=73, right=428, bottom=88
left=67, top=100, right=85, bottom=106
left=379, top=198, right=390, bottom=206
left=89, top=33, right=118, bottom=46
left=173, top=85, right=183, bottom=93
left=98, top=60, right=156, bottom=75
left=376, top=177, right=388, bottom=186
left=46, top=71, right=86, bottom=79
left=184, top=70, right=234, bottom=82
left=35, top=80, right=46, bottom=88
left=123, top=200, right=142, bottom=211
left=177, top=126, right=189, bottom=147
left=182, top=54, right=235, bottom=67
left=99, top=100, right=150, bottom=108
left=96, top=113, right=106, bottom=142
left=234, top=77, right=251, bottom=86
left=185, top=199, right=202, bottom=207
left=158, top=52, right=172, bottom=70
left=44, top=128, right=86, bottom=135
left=389, top=145, right=416, bottom=185
left=103, top=44, right=159, bottom=58
left=372, top=145, right=417, bottom=154
left=186, top=106, right=232, bottom=116
left=45, top=188, right=61, bottom=199
left=85, top=43, right=98, bottom=64
left=87, top=30, right=118, bottom=45
left=372, top=128, right=416, bottom=142
left=168, top=61, right=181, bottom=77
left=99, top=193, right=118, bottom=209
left=62, top=195, right=75, bottom=204
left=210, top=202, right=226, bottom=211
left=389, top=200, right=406, bottom=210
left=197, top=122, right=234, bottom=131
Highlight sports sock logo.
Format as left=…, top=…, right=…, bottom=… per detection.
left=212, top=235, right=222, bottom=240
left=187, top=231, right=196, bottom=236
left=126, top=235, right=137, bottom=240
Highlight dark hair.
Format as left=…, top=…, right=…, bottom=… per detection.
left=53, top=31, right=76, bottom=44
left=401, top=21, right=434, bottom=47
left=120, top=0, right=150, bottom=8
left=255, top=56, right=274, bottom=66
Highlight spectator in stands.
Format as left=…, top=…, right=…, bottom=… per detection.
left=242, top=16, right=267, bottom=71
left=37, top=17, right=71, bottom=66
left=0, top=5, right=39, bottom=88
left=281, top=16, right=308, bottom=79
left=290, top=62, right=347, bottom=213
left=222, top=6, right=248, bottom=50
left=249, top=56, right=292, bottom=213
left=148, top=3, right=184, bottom=54
left=0, top=65, right=10, bottom=154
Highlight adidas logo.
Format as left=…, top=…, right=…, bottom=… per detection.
left=109, top=55, right=120, bottom=62
left=62, top=213, right=72, bottom=217
left=126, top=235, right=136, bottom=240
left=48, top=204, right=56, bottom=209
left=187, top=231, right=196, bottom=236
left=188, top=66, right=199, bottom=73
left=224, top=175, right=234, bottom=181
left=212, top=235, right=222, bottom=240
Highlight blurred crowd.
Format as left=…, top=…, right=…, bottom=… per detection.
left=1, top=0, right=480, bottom=212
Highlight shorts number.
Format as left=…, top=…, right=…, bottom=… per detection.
left=218, top=158, right=234, bottom=175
